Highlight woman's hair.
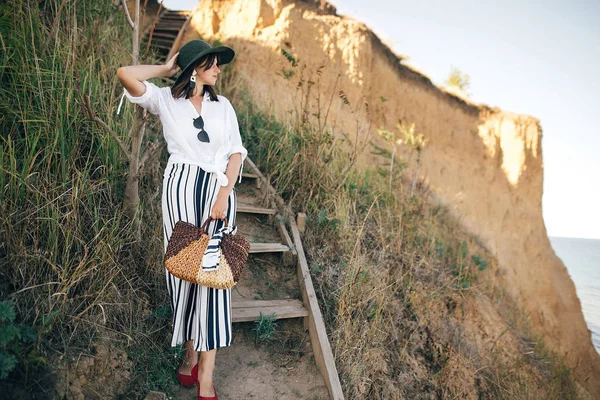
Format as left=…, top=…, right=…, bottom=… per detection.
left=171, top=53, right=221, bottom=101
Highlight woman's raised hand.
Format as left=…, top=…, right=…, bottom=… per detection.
left=164, top=52, right=181, bottom=77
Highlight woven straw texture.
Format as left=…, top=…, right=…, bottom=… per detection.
left=221, top=234, right=250, bottom=282
left=165, top=221, right=205, bottom=259
left=165, top=235, right=210, bottom=282
left=195, top=254, right=236, bottom=289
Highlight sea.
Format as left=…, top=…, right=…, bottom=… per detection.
left=549, top=236, right=600, bottom=354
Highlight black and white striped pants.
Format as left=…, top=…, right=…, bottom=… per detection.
left=162, top=163, right=236, bottom=352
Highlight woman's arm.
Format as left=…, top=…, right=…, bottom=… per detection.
left=117, top=53, right=180, bottom=97
left=217, top=153, right=242, bottom=199
left=221, top=153, right=243, bottom=198
left=211, top=153, right=243, bottom=220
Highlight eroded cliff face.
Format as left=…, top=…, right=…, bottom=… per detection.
left=183, top=0, right=600, bottom=394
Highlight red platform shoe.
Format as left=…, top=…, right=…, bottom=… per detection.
left=177, top=363, right=198, bottom=387
left=196, top=381, right=218, bottom=400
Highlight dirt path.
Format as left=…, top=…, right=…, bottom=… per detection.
left=168, top=323, right=329, bottom=399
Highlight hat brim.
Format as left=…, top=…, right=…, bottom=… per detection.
left=173, top=46, right=235, bottom=88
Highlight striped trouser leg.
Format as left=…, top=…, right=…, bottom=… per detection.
left=161, top=163, right=237, bottom=352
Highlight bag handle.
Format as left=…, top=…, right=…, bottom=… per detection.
left=199, top=217, right=229, bottom=234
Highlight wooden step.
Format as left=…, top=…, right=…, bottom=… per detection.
left=153, top=25, right=185, bottom=32
left=145, top=31, right=178, bottom=39
left=232, top=299, right=308, bottom=322
left=148, top=38, right=176, bottom=47
left=153, top=26, right=185, bottom=32
left=155, top=22, right=187, bottom=28
left=152, top=27, right=181, bottom=33
left=150, top=43, right=172, bottom=51
left=249, top=242, right=289, bottom=253
left=160, top=17, right=188, bottom=22
left=237, top=203, right=277, bottom=215
left=145, top=34, right=175, bottom=42
left=146, top=32, right=178, bottom=40
left=159, top=14, right=188, bottom=20
left=163, top=11, right=190, bottom=16
left=162, top=11, right=190, bottom=16
left=161, top=13, right=189, bottom=18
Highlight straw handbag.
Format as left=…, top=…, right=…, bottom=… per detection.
left=164, top=217, right=250, bottom=289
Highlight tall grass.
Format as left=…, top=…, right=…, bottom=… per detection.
left=0, top=0, right=169, bottom=396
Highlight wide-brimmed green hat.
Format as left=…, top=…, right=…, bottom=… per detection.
left=174, top=39, right=235, bottom=87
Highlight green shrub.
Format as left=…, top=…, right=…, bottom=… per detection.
left=472, top=254, right=489, bottom=271
left=0, top=300, right=36, bottom=379
left=253, top=312, right=278, bottom=343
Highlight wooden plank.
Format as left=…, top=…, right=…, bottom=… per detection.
left=232, top=304, right=308, bottom=323
left=275, top=216, right=297, bottom=266
left=149, top=38, right=176, bottom=47
left=156, top=19, right=186, bottom=24
left=148, top=34, right=177, bottom=41
left=163, top=11, right=190, bottom=16
left=144, top=30, right=178, bottom=37
left=160, top=18, right=188, bottom=22
left=154, top=24, right=186, bottom=31
left=152, top=27, right=181, bottom=33
left=238, top=204, right=277, bottom=215
left=297, top=212, right=306, bottom=234
left=249, top=242, right=289, bottom=253
left=161, top=12, right=190, bottom=17
left=150, top=44, right=172, bottom=51
left=289, top=216, right=345, bottom=400
left=159, top=20, right=187, bottom=24
left=232, top=298, right=303, bottom=309
left=162, top=10, right=190, bottom=15
left=159, top=16, right=188, bottom=20
left=154, top=25, right=185, bottom=31
left=275, top=216, right=295, bottom=250
left=146, top=33, right=178, bottom=40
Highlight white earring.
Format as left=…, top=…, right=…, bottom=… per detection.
left=189, top=70, right=197, bottom=89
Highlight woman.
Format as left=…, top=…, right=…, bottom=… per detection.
left=117, top=39, right=247, bottom=400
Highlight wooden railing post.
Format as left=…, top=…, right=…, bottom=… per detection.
left=296, top=212, right=306, bottom=234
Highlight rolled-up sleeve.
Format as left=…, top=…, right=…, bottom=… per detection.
left=225, top=100, right=248, bottom=183
left=124, top=80, right=163, bottom=115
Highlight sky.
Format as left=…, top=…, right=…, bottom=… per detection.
left=163, top=0, right=600, bottom=240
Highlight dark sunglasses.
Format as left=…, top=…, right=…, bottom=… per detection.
left=193, top=116, right=210, bottom=143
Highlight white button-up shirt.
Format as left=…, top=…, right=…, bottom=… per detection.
left=124, top=80, right=248, bottom=186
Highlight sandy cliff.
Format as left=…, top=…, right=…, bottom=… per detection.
left=180, top=0, right=599, bottom=394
